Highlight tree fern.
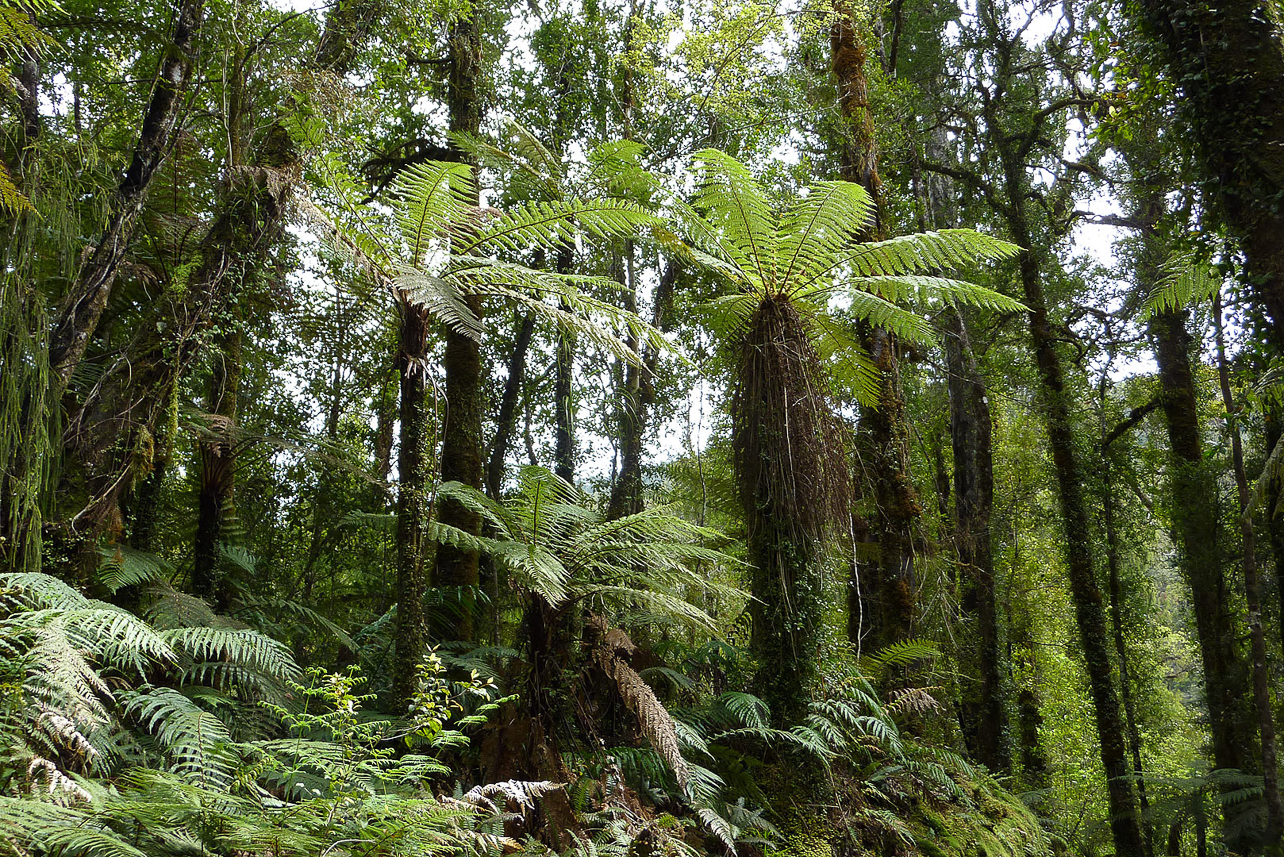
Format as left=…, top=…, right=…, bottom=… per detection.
left=311, top=141, right=672, bottom=366
left=669, top=149, right=1023, bottom=405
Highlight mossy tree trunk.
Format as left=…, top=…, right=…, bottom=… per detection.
left=1213, top=290, right=1283, bottom=852
left=192, top=322, right=240, bottom=609
left=48, top=0, right=205, bottom=392
left=1007, top=215, right=1145, bottom=857
left=430, top=11, right=485, bottom=644
left=1135, top=0, right=1284, bottom=349
left=392, top=297, right=432, bottom=705
left=944, top=307, right=1007, bottom=773
left=736, top=296, right=848, bottom=727
left=830, top=3, right=919, bottom=650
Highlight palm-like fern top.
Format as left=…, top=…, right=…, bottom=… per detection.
left=351, top=156, right=673, bottom=366
left=670, top=150, right=1024, bottom=400
left=428, top=467, right=739, bottom=630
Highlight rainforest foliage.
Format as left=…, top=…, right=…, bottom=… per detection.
left=4, top=0, right=1284, bottom=855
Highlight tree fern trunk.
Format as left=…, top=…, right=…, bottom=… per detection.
left=393, top=298, right=432, bottom=705
left=192, top=323, right=240, bottom=609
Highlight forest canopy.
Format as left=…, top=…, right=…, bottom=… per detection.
left=3, top=0, right=1284, bottom=856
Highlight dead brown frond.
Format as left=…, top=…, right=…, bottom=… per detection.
left=587, top=616, right=690, bottom=789
left=886, top=686, right=941, bottom=718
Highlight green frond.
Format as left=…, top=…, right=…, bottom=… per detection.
left=392, top=160, right=476, bottom=261
left=160, top=627, right=300, bottom=684
left=122, top=687, right=235, bottom=789
left=455, top=267, right=681, bottom=367
left=690, top=149, right=778, bottom=286
left=577, top=585, right=716, bottom=633
left=1138, top=251, right=1219, bottom=320
left=845, top=289, right=938, bottom=344
left=810, top=314, right=881, bottom=406
left=0, top=797, right=146, bottom=857
left=717, top=691, right=771, bottom=729
left=96, top=547, right=173, bottom=594
left=2, top=570, right=90, bottom=610
left=778, top=180, right=874, bottom=287
left=819, top=229, right=1022, bottom=282
left=393, top=266, right=485, bottom=341
left=861, top=638, right=940, bottom=677
left=143, top=586, right=218, bottom=630
left=459, top=199, right=659, bottom=256
left=855, top=275, right=1026, bottom=314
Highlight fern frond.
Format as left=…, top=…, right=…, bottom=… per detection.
left=855, top=275, right=1026, bottom=313
left=122, top=687, right=235, bottom=789
left=778, top=180, right=874, bottom=287
left=392, top=160, right=476, bottom=262
left=96, top=547, right=173, bottom=594
left=160, top=627, right=300, bottom=683
left=1138, top=251, right=1219, bottom=320
left=460, top=199, right=658, bottom=256
left=819, top=229, right=1022, bottom=282
left=691, top=149, right=778, bottom=286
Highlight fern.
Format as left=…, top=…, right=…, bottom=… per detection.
left=121, top=687, right=235, bottom=789
left=1138, top=251, right=1220, bottom=320
left=665, top=150, right=1023, bottom=405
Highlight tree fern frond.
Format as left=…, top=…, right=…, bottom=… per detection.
left=392, top=160, right=476, bottom=261
left=820, top=229, right=1022, bottom=282
left=844, top=289, right=937, bottom=343
left=394, top=266, right=484, bottom=341
left=778, top=180, right=874, bottom=286
left=691, top=149, right=778, bottom=286
left=121, top=687, right=235, bottom=789
left=855, top=275, right=1026, bottom=313
left=861, top=638, right=939, bottom=677
left=1139, top=251, right=1219, bottom=320
left=717, top=691, right=771, bottom=729
left=160, top=627, right=300, bottom=684
left=96, top=547, right=173, bottom=594
left=460, top=199, right=658, bottom=256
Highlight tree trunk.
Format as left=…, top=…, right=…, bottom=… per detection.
left=944, top=307, right=1007, bottom=772
left=48, top=0, right=205, bottom=390
left=392, top=297, right=432, bottom=705
left=830, top=3, right=920, bottom=649
left=607, top=263, right=677, bottom=521
left=192, top=324, right=240, bottom=609
left=430, top=10, right=485, bottom=644
left=1100, top=435, right=1154, bottom=857
left=1149, top=307, right=1256, bottom=766
left=1213, top=290, right=1283, bottom=852
left=1009, top=214, right=1145, bottom=857
left=553, top=248, right=575, bottom=484
left=486, top=312, right=535, bottom=499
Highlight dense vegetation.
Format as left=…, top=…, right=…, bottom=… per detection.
left=3, top=0, right=1284, bottom=854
